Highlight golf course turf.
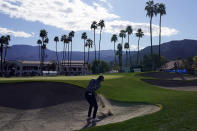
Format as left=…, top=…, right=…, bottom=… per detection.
left=0, top=72, right=197, bottom=131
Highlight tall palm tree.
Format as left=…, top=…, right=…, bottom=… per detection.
left=111, top=34, right=118, bottom=65
left=157, top=3, right=166, bottom=66
left=68, top=31, right=75, bottom=68
left=91, top=21, right=97, bottom=61
left=37, top=39, right=42, bottom=60
left=54, top=36, right=59, bottom=72
left=126, top=26, right=133, bottom=66
left=39, top=29, right=48, bottom=73
left=119, top=30, right=126, bottom=69
left=98, top=20, right=105, bottom=62
left=3, top=35, right=10, bottom=65
left=135, top=28, right=144, bottom=65
left=61, top=35, right=67, bottom=66
left=81, top=32, right=87, bottom=74
left=124, top=42, right=129, bottom=67
left=0, top=36, right=5, bottom=75
left=85, top=38, right=93, bottom=64
left=145, top=0, right=157, bottom=59
left=117, top=43, right=122, bottom=72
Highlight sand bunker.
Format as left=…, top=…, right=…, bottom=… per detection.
left=140, top=72, right=197, bottom=91
left=0, top=82, right=160, bottom=131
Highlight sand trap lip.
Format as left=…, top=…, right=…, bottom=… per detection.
left=142, top=79, right=197, bottom=91
left=0, top=82, right=160, bottom=131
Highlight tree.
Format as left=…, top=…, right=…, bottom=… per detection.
left=3, top=35, right=10, bottom=67
left=135, top=28, right=144, bottom=65
left=124, top=42, right=129, bottom=67
left=157, top=3, right=166, bottom=66
left=54, top=36, right=59, bottom=72
left=126, top=25, right=133, bottom=66
left=98, top=20, right=105, bottom=62
left=81, top=32, right=87, bottom=74
left=143, top=54, right=168, bottom=71
left=61, top=35, right=67, bottom=66
left=111, top=34, right=118, bottom=65
left=91, top=60, right=110, bottom=74
left=0, top=36, right=5, bottom=75
left=39, top=29, right=49, bottom=73
left=116, top=43, right=123, bottom=72
left=119, top=30, right=126, bottom=70
left=145, top=0, right=157, bottom=69
left=68, top=31, right=75, bottom=68
left=37, top=39, right=42, bottom=60
left=85, top=38, right=93, bottom=64
left=91, top=21, right=98, bottom=61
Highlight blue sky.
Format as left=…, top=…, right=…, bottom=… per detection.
left=0, top=0, right=196, bottom=52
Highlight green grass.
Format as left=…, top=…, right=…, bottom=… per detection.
left=1, top=73, right=197, bottom=131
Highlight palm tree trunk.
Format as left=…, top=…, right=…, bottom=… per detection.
left=99, top=29, right=102, bottom=62
left=150, top=17, right=154, bottom=70
left=68, top=43, right=70, bottom=75
left=128, top=34, right=131, bottom=66
left=159, top=14, right=162, bottom=67
left=3, top=46, right=7, bottom=73
left=88, top=47, right=90, bottom=64
left=137, top=37, right=140, bottom=65
left=94, top=30, right=96, bottom=61
left=84, top=39, right=86, bottom=75
left=38, top=45, right=40, bottom=60
left=114, top=42, right=116, bottom=65
left=63, top=43, right=65, bottom=66
left=56, top=42, right=59, bottom=72
left=70, top=41, right=72, bottom=69
left=0, top=44, right=3, bottom=75
left=126, top=50, right=128, bottom=67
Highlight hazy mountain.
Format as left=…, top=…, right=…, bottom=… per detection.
left=5, top=39, right=197, bottom=62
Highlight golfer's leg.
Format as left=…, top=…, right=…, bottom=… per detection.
left=88, top=104, right=93, bottom=117
left=92, top=97, right=98, bottom=119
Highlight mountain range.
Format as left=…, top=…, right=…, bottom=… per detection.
left=4, top=39, right=197, bottom=62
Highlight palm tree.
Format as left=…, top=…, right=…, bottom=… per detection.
left=119, top=30, right=126, bottom=70
left=37, top=39, right=42, bottom=60
left=54, top=36, right=59, bottom=72
left=0, top=36, right=5, bottom=75
left=135, top=28, right=144, bottom=65
left=98, top=20, right=105, bottom=62
left=91, top=21, right=98, bottom=61
left=81, top=32, right=87, bottom=74
left=117, top=43, right=122, bottom=72
left=68, top=31, right=75, bottom=68
left=3, top=35, right=10, bottom=65
left=111, top=34, right=118, bottom=65
left=145, top=0, right=157, bottom=60
left=85, top=38, right=93, bottom=64
left=39, top=29, right=48, bottom=73
left=61, top=35, right=67, bottom=66
left=126, top=26, right=133, bottom=66
left=124, top=42, right=129, bottom=67
left=157, top=3, right=166, bottom=66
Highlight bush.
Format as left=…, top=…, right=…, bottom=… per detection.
left=91, top=60, right=110, bottom=74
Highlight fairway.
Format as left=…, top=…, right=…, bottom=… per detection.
left=0, top=73, right=197, bottom=131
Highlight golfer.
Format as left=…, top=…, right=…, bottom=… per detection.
left=85, top=75, right=104, bottom=122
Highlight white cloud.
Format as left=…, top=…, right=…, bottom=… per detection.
left=130, top=45, right=145, bottom=51
left=0, top=0, right=178, bottom=37
left=105, top=20, right=178, bottom=37
left=99, top=0, right=113, bottom=9
left=0, top=27, right=33, bottom=38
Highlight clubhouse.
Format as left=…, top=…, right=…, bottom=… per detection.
left=1, top=60, right=88, bottom=76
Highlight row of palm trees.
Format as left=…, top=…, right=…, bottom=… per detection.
left=0, top=35, right=10, bottom=75
left=111, top=27, right=144, bottom=71
left=145, top=1, right=166, bottom=68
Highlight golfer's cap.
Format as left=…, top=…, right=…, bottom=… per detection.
left=98, top=75, right=104, bottom=81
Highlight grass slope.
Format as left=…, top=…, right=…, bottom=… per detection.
left=1, top=73, right=197, bottom=131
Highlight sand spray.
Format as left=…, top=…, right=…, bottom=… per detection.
left=97, top=94, right=113, bottom=116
